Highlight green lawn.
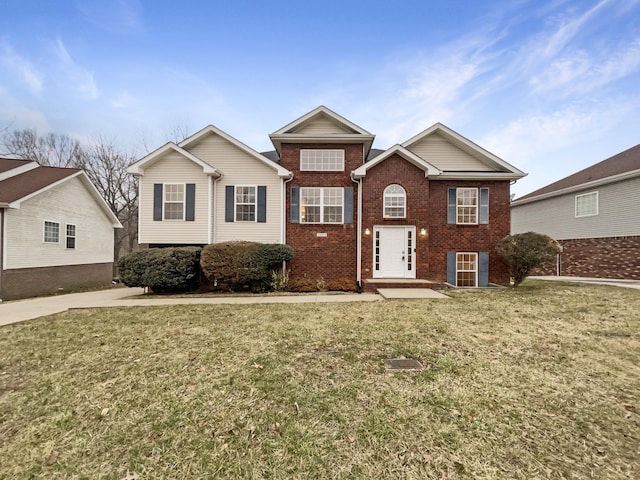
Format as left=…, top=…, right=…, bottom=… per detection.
left=1, top=281, right=639, bottom=479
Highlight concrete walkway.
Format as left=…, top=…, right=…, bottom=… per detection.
left=529, top=276, right=640, bottom=290
left=0, top=288, right=382, bottom=327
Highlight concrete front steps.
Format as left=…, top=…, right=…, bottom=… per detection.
left=362, top=278, right=442, bottom=293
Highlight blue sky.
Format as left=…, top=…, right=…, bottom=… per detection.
left=1, top=0, right=639, bottom=197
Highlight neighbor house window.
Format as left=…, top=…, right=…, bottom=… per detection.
left=300, top=149, right=345, bottom=171
left=575, top=191, right=598, bottom=217
left=456, top=252, right=477, bottom=287
left=383, top=184, right=406, bottom=218
left=300, top=187, right=343, bottom=223
left=163, top=183, right=184, bottom=220
left=235, top=186, right=256, bottom=222
left=44, top=221, right=60, bottom=243
left=66, top=224, right=76, bottom=249
left=457, top=188, right=478, bottom=224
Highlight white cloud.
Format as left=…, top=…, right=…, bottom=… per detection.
left=0, top=44, right=43, bottom=95
left=54, top=38, right=99, bottom=100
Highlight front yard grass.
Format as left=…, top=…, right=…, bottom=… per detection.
left=1, top=281, right=639, bottom=479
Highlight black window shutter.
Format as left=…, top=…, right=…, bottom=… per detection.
left=479, top=188, right=489, bottom=224
left=153, top=184, right=163, bottom=221
left=185, top=184, right=195, bottom=221
left=446, top=252, right=456, bottom=285
left=479, top=252, right=489, bottom=287
left=225, top=185, right=235, bottom=222
left=343, top=186, right=354, bottom=224
left=257, top=186, right=267, bottom=223
left=290, top=187, right=300, bottom=223
left=447, top=188, right=457, bottom=224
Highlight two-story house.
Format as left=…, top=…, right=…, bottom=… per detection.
left=128, top=106, right=526, bottom=289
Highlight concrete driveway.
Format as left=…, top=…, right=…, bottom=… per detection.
left=529, top=276, right=640, bottom=289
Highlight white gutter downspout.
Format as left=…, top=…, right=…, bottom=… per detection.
left=351, top=172, right=362, bottom=290
left=282, top=173, right=294, bottom=273
left=212, top=174, right=223, bottom=244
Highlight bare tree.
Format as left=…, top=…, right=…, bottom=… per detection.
left=0, top=129, right=86, bottom=167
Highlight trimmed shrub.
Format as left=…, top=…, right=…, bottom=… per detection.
left=287, top=277, right=318, bottom=293
left=117, top=247, right=201, bottom=293
left=326, top=277, right=358, bottom=292
left=496, top=232, right=562, bottom=287
left=200, top=242, right=293, bottom=292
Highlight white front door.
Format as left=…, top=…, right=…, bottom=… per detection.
left=373, top=226, right=416, bottom=278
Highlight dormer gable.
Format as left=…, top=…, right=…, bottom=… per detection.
left=352, top=145, right=442, bottom=179
left=269, top=105, right=375, bottom=156
left=127, top=143, right=222, bottom=177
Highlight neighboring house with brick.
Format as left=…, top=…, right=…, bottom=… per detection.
left=511, top=144, right=640, bottom=280
left=0, top=159, right=122, bottom=300
left=131, top=106, right=526, bottom=289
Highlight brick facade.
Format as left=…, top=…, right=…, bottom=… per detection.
left=279, top=143, right=362, bottom=283
left=534, top=236, right=640, bottom=280
left=360, top=161, right=511, bottom=285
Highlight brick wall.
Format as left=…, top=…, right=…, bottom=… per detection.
left=280, top=143, right=362, bottom=283
left=534, top=236, right=640, bottom=280
left=428, top=180, right=512, bottom=284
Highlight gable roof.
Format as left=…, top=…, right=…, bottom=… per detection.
left=179, top=124, right=291, bottom=178
left=269, top=105, right=375, bottom=155
left=0, top=159, right=121, bottom=227
left=0, top=158, right=39, bottom=180
left=127, top=142, right=223, bottom=177
left=402, top=123, right=526, bottom=180
left=352, top=145, right=442, bottom=179
left=513, top=144, right=640, bottom=205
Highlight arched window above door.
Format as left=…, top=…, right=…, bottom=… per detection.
left=383, top=184, right=406, bottom=218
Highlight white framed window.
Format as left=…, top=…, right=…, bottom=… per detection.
left=66, top=224, right=76, bottom=249
left=44, top=221, right=60, bottom=243
left=163, top=183, right=185, bottom=220
left=383, top=184, right=406, bottom=218
left=235, top=186, right=256, bottom=222
left=300, top=149, right=345, bottom=171
left=300, top=187, right=344, bottom=223
left=456, top=252, right=477, bottom=287
left=575, top=191, right=598, bottom=217
left=457, top=188, right=478, bottom=224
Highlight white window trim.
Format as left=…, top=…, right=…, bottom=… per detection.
left=43, top=220, right=60, bottom=244
left=163, top=182, right=185, bottom=221
left=300, top=187, right=344, bottom=224
left=575, top=191, right=599, bottom=218
left=456, top=252, right=478, bottom=287
left=457, top=187, right=478, bottom=225
left=383, top=184, right=406, bottom=219
left=300, top=149, right=345, bottom=172
left=235, top=185, right=258, bottom=222
left=66, top=224, right=76, bottom=249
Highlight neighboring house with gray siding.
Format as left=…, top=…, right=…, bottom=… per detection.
left=0, top=159, right=122, bottom=300
left=511, top=144, right=640, bottom=279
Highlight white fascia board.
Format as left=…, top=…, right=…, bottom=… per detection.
left=179, top=125, right=292, bottom=178
left=0, top=161, right=39, bottom=181
left=77, top=173, right=123, bottom=228
left=402, top=123, right=526, bottom=177
left=352, top=145, right=442, bottom=178
left=127, top=143, right=222, bottom=177
left=436, top=172, right=527, bottom=181
left=271, top=105, right=373, bottom=136
left=511, top=169, right=640, bottom=206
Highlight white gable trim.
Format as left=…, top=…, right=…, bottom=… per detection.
left=7, top=171, right=122, bottom=228
left=402, top=123, right=526, bottom=177
left=179, top=125, right=292, bottom=178
left=0, top=161, right=39, bottom=181
left=271, top=105, right=373, bottom=136
left=127, top=143, right=223, bottom=177
left=352, top=145, right=442, bottom=179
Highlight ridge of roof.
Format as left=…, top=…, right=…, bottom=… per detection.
left=515, top=143, right=640, bottom=202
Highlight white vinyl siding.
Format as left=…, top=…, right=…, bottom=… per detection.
left=575, top=191, right=598, bottom=217
left=292, top=115, right=353, bottom=134
left=187, top=133, right=283, bottom=243
left=300, top=149, right=344, bottom=171
left=5, top=176, right=114, bottom=269
left=511, top=177, right=640, bottom=240
left=406, top=133, right=493, bottom=171
left=138, top=152, right=209, bottom=244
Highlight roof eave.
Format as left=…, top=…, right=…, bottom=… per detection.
left=436, top=172, right=527, bottom=181
left=269, top=134, right=375, bottom=155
